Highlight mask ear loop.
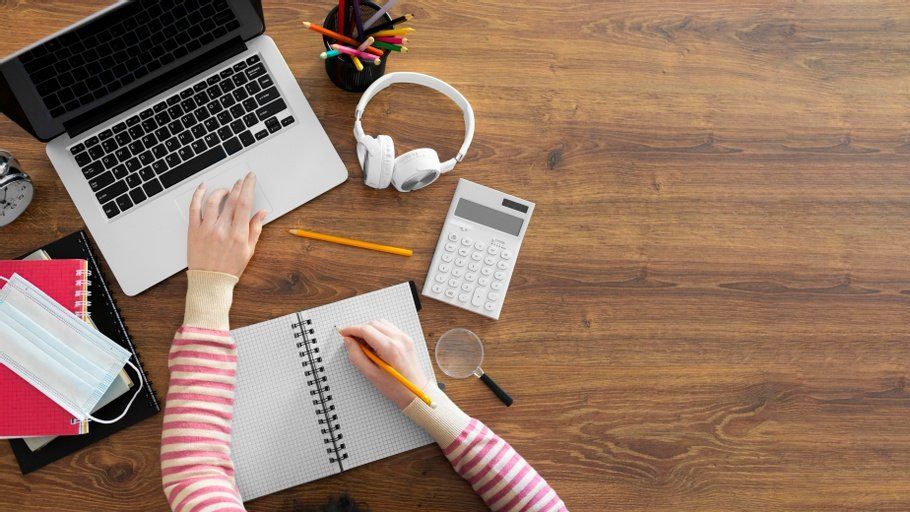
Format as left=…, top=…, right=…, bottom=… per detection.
left=89, top=359, right=144, bottom=424
left=1, top=273, right=143, bottom=425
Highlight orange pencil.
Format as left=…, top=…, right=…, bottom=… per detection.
left=302, top=21, right=383, bottom=56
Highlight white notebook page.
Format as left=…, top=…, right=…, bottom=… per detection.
left=230, top=283, right=435, bottom=501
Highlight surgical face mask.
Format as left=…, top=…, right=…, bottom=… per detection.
left=0, top=273, right=142, bottom=424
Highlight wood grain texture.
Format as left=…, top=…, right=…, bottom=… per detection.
left=2, top=0, right=910, bottom=510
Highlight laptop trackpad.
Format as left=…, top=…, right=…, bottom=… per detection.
left=174, top=161, right=274, bottom=224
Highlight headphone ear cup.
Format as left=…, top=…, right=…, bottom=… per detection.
left=375, top=135, right=396, bottom=189
left=357, top=136, right=382, bottom=189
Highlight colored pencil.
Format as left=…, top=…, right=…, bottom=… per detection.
left=289, top=229, right=410, bottom=256
left=356, top=36, right=375, bottom=52
left=332, top=43, right=381, bottom=62
left=351, top=55, right=364, bottom=71
left=363, top=0, right=399, bottom=30
left=337, top=0, right=346, bottom=38
left=350, top=0, right=365, bottom=38
left=370, top=27, right=415, bottom=37
left=373, top=41, right=407, bottom=53
left=336, top=327, right=435, bottom=408
left=365, top=14, right=413, bottom=35
left=302, top=22, right=384, bottom=56
left=320, top=49, right=342, bottom=59
left=375, top=36, right=407, bottom=44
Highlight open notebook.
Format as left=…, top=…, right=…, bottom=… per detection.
left=231, top=282, right=436, bottom=501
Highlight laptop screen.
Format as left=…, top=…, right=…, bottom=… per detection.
left=0, top=0, right=264, bottom=141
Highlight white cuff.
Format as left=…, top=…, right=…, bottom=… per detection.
left=403, top=385, right=471, bottom=447
left=183, top=270, right=239, bottom=330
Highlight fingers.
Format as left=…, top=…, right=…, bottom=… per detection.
left=343, top=336, right=382, bottom=379
left=249, top=209, right=266, bottom=247
left=369, top=319, right=409, bottom=344
left=219, top=179, right=242, bottom=226
left=188, top=183, right=206, bottom=227
left=202, top=188, right=230, bottom=225
left=233, top=172, right=256, bottom=227
left=340, top=324, right=395, bottom=357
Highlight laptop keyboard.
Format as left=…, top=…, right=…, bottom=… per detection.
left=69, top=55, right=296, bottom=220
left=19, top=0, right=239, bottom=118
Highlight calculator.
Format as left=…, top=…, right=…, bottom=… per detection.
left=422, top=179, right=535, bottom=319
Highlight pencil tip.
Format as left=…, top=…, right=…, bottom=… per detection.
left=429, top=401, right=437, bottom=409
left=303, top=21, right=311, bottom=27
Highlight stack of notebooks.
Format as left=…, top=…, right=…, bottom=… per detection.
left=0, top=231, right=160, bottom=473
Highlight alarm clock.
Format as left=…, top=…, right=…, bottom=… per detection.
left=0, top=150, right=33, bottom=228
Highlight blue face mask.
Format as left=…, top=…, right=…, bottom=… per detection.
left=0, top=274, right=142, bottom=424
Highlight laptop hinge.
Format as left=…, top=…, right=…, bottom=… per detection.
left=63, top=37, right=248, bottom=139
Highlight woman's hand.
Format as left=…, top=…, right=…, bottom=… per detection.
left=340, top=320, right=430, bottom=409
left=187, top=172, right=268, bottom=277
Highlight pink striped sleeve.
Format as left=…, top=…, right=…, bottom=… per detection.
left=442, top=419, right=568, bottom=512
left=161, top=326, right=246, bottom=512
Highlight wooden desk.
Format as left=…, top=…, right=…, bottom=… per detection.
left=2, top=1, right=910, bottom=510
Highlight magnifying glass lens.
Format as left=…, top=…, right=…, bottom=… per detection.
left=435, top=328, right=484, bottom=379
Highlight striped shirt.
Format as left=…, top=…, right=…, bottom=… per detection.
left=162, top=271, right=566, bottom=511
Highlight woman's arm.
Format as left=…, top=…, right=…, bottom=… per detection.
left=340, top=321, right=568, bottom=512
left=161, top=174, right=266, bottom=512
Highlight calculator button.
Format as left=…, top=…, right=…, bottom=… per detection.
left=455, top=258, right=467, bottom=267
left=481, top=267, right=493, bottom=276
left=445, top=243, right=457, bottom=252
left=491, top=281, right=503, bottom=290
left=484, top=303, right=496, bottom=312
left=438, top=263, right=451, bottom=273
left=496, top=260, right=509, bottom=270
left=458, top=293, right=470, bottom=303
left=465, top=273, right=477, bottom=282
left=445, top=289, right=457, bottom=299
left=474, top=241, right=486, bottom=251
left=447, top=233, right=459, bottom=242
left=461, top=282, right=475, bottom=292
left=494, top=271, right=506, bottom=280
left=452, top=268, right=465, bottom=278
left=468, top=262, right=481, bottom=272
left=471, top=252, right=483, bottom=261
left=484, top=256, right=496, bottom=266
left=441, top=253, right=454, bottom=263
left=448, top=278, right=460, bottom=288
left=471, top=289, right=485, bottom=306
left=458, top=247, right=470, bottom=257
left=488, top=291, right=500, bottom=301
left=461, top=237, right=473, bottom=246
left=500, top=250, right=513, bottom=260
left=478, top=276, right=491, bottom=286
left=434, top=274, right=447, bottom=283
left=432, top=284, right=444, bottom=293
left=487, top=246, right=500, bottom=256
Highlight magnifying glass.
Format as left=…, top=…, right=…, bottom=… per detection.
left=435, top=328, right=513, bottom=407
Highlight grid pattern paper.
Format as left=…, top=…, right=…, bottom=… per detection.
left=230, top=283, right=435, bottom=501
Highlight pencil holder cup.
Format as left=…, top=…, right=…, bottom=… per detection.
left=322, top=2, right=391, bottom=92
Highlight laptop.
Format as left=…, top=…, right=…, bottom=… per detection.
left=0, top=0, right=348, bottom=295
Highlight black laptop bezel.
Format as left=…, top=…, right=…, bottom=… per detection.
left=0, top=0, right=266, bottom=142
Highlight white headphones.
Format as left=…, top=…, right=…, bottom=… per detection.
left=354, top=72, right=475, bottom=192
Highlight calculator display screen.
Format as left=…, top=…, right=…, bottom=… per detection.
left=454, top=199, right=524, bottom=236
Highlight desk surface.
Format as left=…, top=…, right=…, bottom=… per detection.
left=2, top=1, right=910, bottom=511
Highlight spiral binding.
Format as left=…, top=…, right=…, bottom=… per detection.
left=293, top=313, right=348, bottom=470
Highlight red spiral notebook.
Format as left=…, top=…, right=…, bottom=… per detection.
left=0, top=259, right=92, bottom=438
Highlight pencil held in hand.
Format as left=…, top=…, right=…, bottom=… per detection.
left=337, top=327, right=436, bottom=408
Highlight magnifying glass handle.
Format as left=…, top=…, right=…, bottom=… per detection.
left=480, top=373, right=513, bottom=407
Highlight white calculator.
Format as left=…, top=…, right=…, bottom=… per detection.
left=422, top=179, right=535, bottom=319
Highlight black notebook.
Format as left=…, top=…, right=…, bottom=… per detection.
left=8, top=230, right=160, bottom=474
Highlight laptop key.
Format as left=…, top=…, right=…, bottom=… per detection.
left=138, top=151, right=154, bottom=166
left=255, top=87, right=279, bottom=105
left=126, top=173, right=142, bottom=188
left=89, top=171, right=115, bottom=191
left=143, top=179, right=164, bottom=197
left=243, top=113, right=257, bottom=127
left=204, top=133, right=220, bottom=147
left=85, top=136, right=99, bottom=147
left=204, top=118, right=219, bottom=131
left=126, top=158, right=142, bottom=172
left=128, top=140, right=144, bottom=154
left=258, top=75, right=274, bottom=89
left=115, top=132, right=131, bottom=146
left=96, top=180, right=128, bottom=204
left=70, top=143, right=85, bottom=155
left=192, top=140, right=208, bottom=153
left=89, top=145, right=104, bottom=160
left=178, top=146, right=195, bottom=160
left=102, top=138, right=118, bottom=153
left=281, top=116, right=295, bottom=127
left=230, top=119, right=245, bottom=135
left=102, top=201, right=119, bottom=219
left=139, top=167, right=155, bottom=181
left=112, top=164, right=128, bottom=179
left=115, top=193, right=132, bottom=212
left=217, top=126, right=233, bottom=141
left=99, top=129, right=113, bottom=140
left=255, top=130, right=268, bottom=140
left=152, top=144, right=168, bottom=158
left=75, top=151, right=92, bottom=166
left=82, top=160, right=104, bottom=178
left=256, top=98, right=286, bottom=121
left=239, top=130, right=255, bottom=147
left=115, top=147, right=131, bottom=162
left=129, top=187, right=146, bottom=204
left=191, top=124, right=207, bottom=138
left=178, top=131, right=194, bottom=145
left=152, top=160, right=168, bottom=175
left=102, top=154, right=118, bottom=169
left=113, top=122, right=127, bottom=133
left=160, top=146, right=228, bottom=189
left=166, top=153, right=182, bottom=167
left=223, top=137, right=242, bottom=155
left=246, top=55, right=260, bottom=65
left=246, top=63, right=265, bottom=79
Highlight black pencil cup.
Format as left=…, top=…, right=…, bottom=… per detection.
left=322, top=2, right=392, bottom=92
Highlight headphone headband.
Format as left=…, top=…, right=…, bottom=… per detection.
left=354, top=72, right=474, bottom=172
